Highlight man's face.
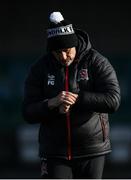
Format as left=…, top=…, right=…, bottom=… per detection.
left=52, top=47, right=76, bottom=66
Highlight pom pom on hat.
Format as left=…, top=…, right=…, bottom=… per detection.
left=47, top=11, right=78, bottom=51
left=49, top=12, right=64, bottom=24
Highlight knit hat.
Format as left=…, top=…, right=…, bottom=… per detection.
left=47, top=12, right=78, bottom=51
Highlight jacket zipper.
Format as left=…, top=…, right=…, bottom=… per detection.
left=65, top=66, right=72, bottom=160
left=100, top=114, right=106, bottom=141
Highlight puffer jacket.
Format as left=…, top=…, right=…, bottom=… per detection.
left=22, top=29, right=121, bottom=160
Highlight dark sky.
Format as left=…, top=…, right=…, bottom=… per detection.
left=0, top=1, right=131, bottom=56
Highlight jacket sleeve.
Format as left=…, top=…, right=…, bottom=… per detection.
left=73, top=54, right=121, bottom=113
left=22, top=62, right=56, bottom=124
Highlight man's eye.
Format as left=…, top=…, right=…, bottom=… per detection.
left=66, top=49, right=71, bottom=53
left=55, top=49, right=70, bottom=54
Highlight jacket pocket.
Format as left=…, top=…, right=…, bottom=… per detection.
left=99, top=113, right=108, bottom=141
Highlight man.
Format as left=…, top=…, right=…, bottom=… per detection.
left=22, top=11, right=121, bottom=179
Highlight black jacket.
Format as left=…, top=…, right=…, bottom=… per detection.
left=22, top=29, right=121, bottom=160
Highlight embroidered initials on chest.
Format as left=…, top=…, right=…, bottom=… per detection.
left=47, top=74, right=55, bottom=85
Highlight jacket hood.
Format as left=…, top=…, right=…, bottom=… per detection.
left=75, top=29, right=92, bottom=61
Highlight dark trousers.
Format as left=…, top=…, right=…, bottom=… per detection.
left=41, top=155, right=105, bottom=179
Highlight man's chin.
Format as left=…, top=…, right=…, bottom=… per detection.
left=62, top=60, right=74, bottom=66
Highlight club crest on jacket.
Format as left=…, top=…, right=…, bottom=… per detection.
left=78, top=69, right=89, bottom=81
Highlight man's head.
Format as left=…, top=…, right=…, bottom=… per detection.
left=52, top=47, right=76, bottom=66
left=47, top=12, right=78, bottom=66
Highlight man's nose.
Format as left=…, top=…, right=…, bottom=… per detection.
left=61, top=52, right=67, bottom=60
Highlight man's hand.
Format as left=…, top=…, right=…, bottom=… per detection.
left=48, top=91, right=66, bottom=109
left=48, top=91, right=78, bottom=111
left=62, top=92, right=78, bottom=106
left=59, top=104, right=70, bottom=114
left=59, top=92, right=78, bottom=114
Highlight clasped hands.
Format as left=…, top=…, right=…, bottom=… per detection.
left=48, top=91, right=78, bottom=114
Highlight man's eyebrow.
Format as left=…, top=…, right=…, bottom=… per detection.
left=55, top=49, right=70, bottom=53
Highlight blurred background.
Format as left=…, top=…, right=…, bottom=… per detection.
left=0, top=1, right=131, bottom=178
